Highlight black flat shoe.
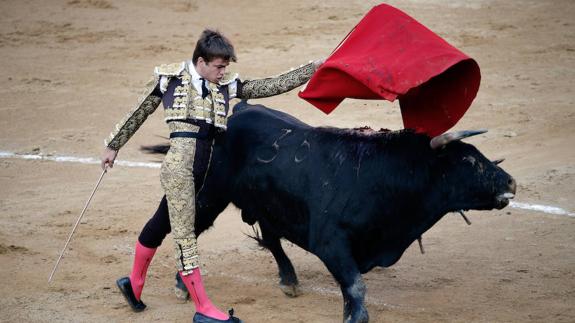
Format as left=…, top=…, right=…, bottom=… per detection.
left=193, top=309, right=243, bottom=323
left=116, top=276, right=147, bottom=312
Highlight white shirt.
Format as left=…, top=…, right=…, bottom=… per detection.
left=187, top=61, right=207, bottom=97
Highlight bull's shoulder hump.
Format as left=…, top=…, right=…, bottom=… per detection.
left=231, top=105, right=312, bottom=129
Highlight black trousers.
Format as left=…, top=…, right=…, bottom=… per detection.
left=138, top=195, right=171, bottom=248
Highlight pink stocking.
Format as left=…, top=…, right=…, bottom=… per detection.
left=129, top=241, right=157, bottom=301
left=179, top=269, right=229, bottom=320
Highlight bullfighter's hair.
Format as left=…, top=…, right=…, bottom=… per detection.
left=192, top=29, right=237, bottom=65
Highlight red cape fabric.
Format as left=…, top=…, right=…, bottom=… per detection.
left=299, top=4, right=481, bottom=136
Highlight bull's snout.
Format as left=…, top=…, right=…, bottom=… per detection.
left=495, top=176, right=516, bottom=209
left=508, top=177, right=517, bottom=195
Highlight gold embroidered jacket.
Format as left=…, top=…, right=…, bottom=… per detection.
left=104, top=62, right=315, bottom=151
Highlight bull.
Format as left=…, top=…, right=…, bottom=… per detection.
left=157, top=101, right=516, bottom=323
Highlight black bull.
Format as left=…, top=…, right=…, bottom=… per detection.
left=153, top=101, right=516, bottom=323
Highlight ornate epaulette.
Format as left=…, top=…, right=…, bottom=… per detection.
left=154, top=62, right=186, bottom=77
left=218, top=72, right=239, bottom=86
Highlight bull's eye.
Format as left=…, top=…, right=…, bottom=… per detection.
left=463, top=156, right=476, bottom=166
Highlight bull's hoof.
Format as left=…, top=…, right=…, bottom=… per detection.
left=174, top=272, right=190, bottom=301
left=174, top=286, right=190, bottom=301
left=116, top=277, right=147, bottom=312
left=279, top=282, right=301, bottom=298
left=344, top=308, right=369, bottom=323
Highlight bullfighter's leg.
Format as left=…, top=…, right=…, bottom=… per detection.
left=316, top=240, right=369, bottom=323
left=177, top=136, right=234, bottom=304
left=138, top=196, right=171, bottom=248
left=161, top=121, right=233, bottom=322
left=174, top=190, right=231, bottom=303
left=116, top=196, right=172, bottom=312
left=259, top=222, right=300, bottom=297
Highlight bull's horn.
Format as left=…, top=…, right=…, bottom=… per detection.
left=430, top=129, right=488, bottom=149
left=492, top=158, right=505, bottom=165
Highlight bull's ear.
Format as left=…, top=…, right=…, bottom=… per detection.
left=430, top=129, right=487, bottom=149
left=492, top=158, right=505, bottom=165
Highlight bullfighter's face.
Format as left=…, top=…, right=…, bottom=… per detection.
left=196, top=57, right=229, bottom=83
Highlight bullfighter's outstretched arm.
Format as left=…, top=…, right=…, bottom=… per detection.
left=238, top=60, right=321, bottom=99
left=104, top=77, right=163, bottom=151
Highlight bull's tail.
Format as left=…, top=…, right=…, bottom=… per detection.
left=141, top=144, right=169, bottom=155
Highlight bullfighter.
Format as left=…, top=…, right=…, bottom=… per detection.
left=100, top=29, right=322, bottom=323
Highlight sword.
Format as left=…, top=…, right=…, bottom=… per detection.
left=48, top=166, right=108, bottom=283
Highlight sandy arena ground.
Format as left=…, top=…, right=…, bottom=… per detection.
left=0, top=0, right=574, bottom=322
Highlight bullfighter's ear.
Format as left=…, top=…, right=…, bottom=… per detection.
left=430, top=129, right=487, bottom=149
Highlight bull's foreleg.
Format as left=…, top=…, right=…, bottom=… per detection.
left=259, top=223, right=300, bottom=297
left=319, top=246, right=369, bottom=323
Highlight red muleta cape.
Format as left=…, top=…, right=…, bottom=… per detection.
left=299, top=4, right=481, bottom=136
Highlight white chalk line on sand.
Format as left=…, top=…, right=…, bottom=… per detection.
left=509, top=201, right=575, bottom=218
left=0, top=150, right=161, bottom=169
left=1, top=150, right=573, bottom=218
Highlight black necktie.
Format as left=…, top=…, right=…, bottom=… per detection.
left=200, top=78, right=209, bottom=99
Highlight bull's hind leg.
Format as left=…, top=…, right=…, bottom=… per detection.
left=259, top=223, right=301, bottom=297
left=317, top=243, right=369, bottom=323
